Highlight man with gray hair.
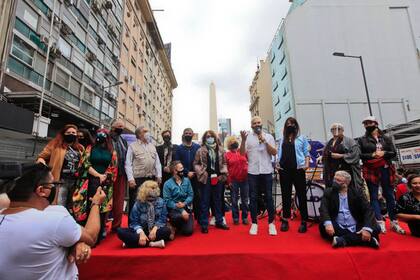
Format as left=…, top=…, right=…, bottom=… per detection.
left=319, top=170, right=380, bottom=248
left=125, top=126, right=162, bottom=222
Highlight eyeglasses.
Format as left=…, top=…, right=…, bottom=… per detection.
left=39, top=181, right=64, bottom=189
left=330, top=128, right=343, bottom=132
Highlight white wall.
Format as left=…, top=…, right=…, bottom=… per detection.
left=283, top=0, right=420, bottom=141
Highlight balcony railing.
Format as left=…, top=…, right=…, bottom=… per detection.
left=15, top=18, right=47, bottom=52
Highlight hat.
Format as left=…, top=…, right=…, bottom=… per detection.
left=362, top=116, right=378, bottom=124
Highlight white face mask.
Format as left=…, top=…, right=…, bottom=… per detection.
left=144, top=132, right=152, bottom=143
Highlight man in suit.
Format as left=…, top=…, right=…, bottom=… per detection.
left=319, top=170, right=380, bottom=248
left=157, top=130, right=177, bottom=188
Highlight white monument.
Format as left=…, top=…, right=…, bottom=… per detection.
left=209, top=81, right=218, bottom=132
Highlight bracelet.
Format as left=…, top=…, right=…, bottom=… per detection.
left=90, top=202, right=100, bottom=209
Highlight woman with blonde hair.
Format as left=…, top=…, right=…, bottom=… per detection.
left=117, top=180, right=171, bottom=248
left=37, top=124, right=84, bottom=206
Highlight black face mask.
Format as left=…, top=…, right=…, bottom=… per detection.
left=114, top=128, right=123, bottom=135
left=47, top=187, right=56, bottom=204
left=78, top=138, right=87, bottom=146
left=96, top=136, right=106, bottom=144
left=177, top=171, right=184, bottom=179
left=286, top=125, right=297, bottom=135
left=230, top=142, right=239, bottom=150
left=163, top=136, right=171, bottom=144
left=183, top=135, right=193, bottom=143
left=332, top=181, right=344, bottom=191
left=63, top=134, right=76, bottom=144
left=365, top=126, right=377, bottom=134
left=252, top=126, right=262, bottom=134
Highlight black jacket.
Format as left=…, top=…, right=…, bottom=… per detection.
left=357, top=133, right=396, bottom=162
left=157, top=144, right=178, bottom=171
left=320, top=187, right=378, bottom=230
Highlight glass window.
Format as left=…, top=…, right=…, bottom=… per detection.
left=109, top=106, right=115, bottom=117
left=85, top=62, right=94, bottom=78
left=58, top=37, right=72, bottom=59
left=102, top=101, right=109, bottom=114
left=94, top=95, right=101, bottom=109
left=11, top=35, right=34, bottom=66
left=19, top=1, right=39, bottom=30
left=69, top=78, right=81, bottom=96
left=55, top=67, right=70, bottom=89
left=83, top=88, right=94, bottom=104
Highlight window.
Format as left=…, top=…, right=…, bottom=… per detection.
left=280, top=52, right=286, bottom=65
left=19, top=1, right=39, bottom=30
left=274, top=96, right=280, bottom=106
left=55, top=67, right=70, bottom=89
left=83, top=88, right=94, bottom=104
left=69, top=78, right=81, bottom=96
left=281, top=68, right=288, bottom=81
left=85, top=62, right=94, bottom=78
left=11, top=35, right=34, bottom=66
left=284, top=102, right=292, bottom=114
left=58, top=37, right=72, bottom=59
left=273, top=81, right=279, bottom=92
left=120, top=65, right=128, bottom=78
left=283, top=87, right=289, bottom=97
left=270, top=53, right=276, bottom=63
left=278, top=37, right=284, bottom=49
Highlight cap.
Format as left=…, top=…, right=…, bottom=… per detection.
left=362, top=116, right=378, bottom=124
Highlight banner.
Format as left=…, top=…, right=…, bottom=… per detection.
left=399, top=146, right=420, bottom=165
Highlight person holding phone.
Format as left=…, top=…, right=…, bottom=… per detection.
left=194, top=130, right=229, bottom=233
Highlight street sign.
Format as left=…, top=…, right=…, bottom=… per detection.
left=399, top=146, right=420, bottom=165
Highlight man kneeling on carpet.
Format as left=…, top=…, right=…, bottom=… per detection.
left=163, top=161, right=194, bottom=236
left=117, top=180, right=172, bottom=248
left=319, top=170, right=380, bottom=248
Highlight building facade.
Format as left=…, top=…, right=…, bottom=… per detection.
left=268, top=0, right=420, bottom=141
left=118, top=0, right=177, bottom=142
left=249, top=57, right=274, bottom=134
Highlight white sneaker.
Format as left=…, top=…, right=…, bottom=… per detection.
left=391, top=220, right=406, bottom=235
left=268, top=223, right=277, bottom=235
left=222, top=216, right=227, bottom=225
left=149, top=240, right=165, bottom=249
left=249, top=223, right=258, bottom=235
left=377, top=220, right=386, bottom=234
left=209, top=216, right=216, bottom=226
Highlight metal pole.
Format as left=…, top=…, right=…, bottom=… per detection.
left=32, top=0, right=57, bottom=156
left=359, top=56, right=373, bottom=116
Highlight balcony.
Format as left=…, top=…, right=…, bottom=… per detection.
left=14, top=18, right=47, bottom=52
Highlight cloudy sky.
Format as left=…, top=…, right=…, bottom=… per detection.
left=149, top=0, right=291, bottom=143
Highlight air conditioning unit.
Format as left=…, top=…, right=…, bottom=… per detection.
left=124, top=75, right=129, bottom=82
left=53, top=15, right=60, bottom=26
left=125, top=31, right=130, bottom=38
left=111, top=54, right=119, bottom=62
left=60, top=24, right=73, bottom=36
left=64, top=0, right=74, bottom=6
left=86, top=51, right=97, bottom=62
left=132, top=85, right=136, bottom=92
left=104, top=0, right=113, bottom=9
left=91, top=0, right=102, bottom=14
left=121, top=97, right=126, bottom=103
left=108, top=25, right=116, bottom=38
left=127, top=11, right=131, bottom=18
left=49, top=44, right=62, bottom=59
left=97, top=37, right=105, bottom=45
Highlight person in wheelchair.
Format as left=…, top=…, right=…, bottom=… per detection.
left=319, top=171, right=380, bottom=248
left=319, top=123, right=363, bottom=189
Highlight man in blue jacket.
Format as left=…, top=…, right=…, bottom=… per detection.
left=174, top=128, right=200, bottom=220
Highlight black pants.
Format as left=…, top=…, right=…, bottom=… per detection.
left=280, top=168, right=308, bottom=221
left=117, top=227, right=171, bottom=248
left=191, top=177, right=201, bottom=221
left=86, top=175, right=106, bottom=243
left=168, top=209, right=194, bottom=236
left=408, top=221, right=420, bottom=237
left=128, top=177, right=155, bottom=224
left=319, top=222, right=380, bottom=247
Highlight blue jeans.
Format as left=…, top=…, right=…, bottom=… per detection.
left=199, top=178, right=224, bottom=228
left=367, top=167, right=396, bottom=221
left=231, top=180, right=249, bottom=222
left=248, top=174, right=275, bottom=224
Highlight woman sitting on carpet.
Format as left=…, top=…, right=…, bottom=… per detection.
left=117, top=180, right=172, bottom=248
left=396, top=173, right=420, bottom=237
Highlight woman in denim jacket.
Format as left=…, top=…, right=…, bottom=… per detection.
left=117, top=180, right=171, bottom=248
left=277, top=117, right=310, bottom=233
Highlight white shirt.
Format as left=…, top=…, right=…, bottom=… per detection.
left=0, top=205, right=82, bottom=280
left=246, top=132, right=276, bottom=175
left=125, top=141, right=162, bottom=181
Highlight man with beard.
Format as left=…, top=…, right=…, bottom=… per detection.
left=157, top=130, right=178, bottom=188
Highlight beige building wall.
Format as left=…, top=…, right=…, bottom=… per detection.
left=249, top=57, right=275, bottom=134
left=118, top=0, right=177, bottom=142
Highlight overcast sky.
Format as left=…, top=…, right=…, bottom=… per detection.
left=149, top=0, right=291, bottom=144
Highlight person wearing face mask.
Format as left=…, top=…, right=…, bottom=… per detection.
left=225, top=136, right=249, bottom=225
left=125, top=126, right=162, bottom=224
left=194, top=130, right=229, bottom=233
left=0, top=163, right=106, bottom=279
left=319, top=123, right=363, bottom=189
left=358, top=116, right=405, bottom=235
left=163, top=161, right=194, bottom=236
left=157, top=130, right=178, bottom=188
left=319, top=171, right=380, bottom=248
left=109, top=119, right=128, bottom=232
left=37, top=124, right=84, bottom=206
left=396, top=174, right=420, bottom=237
left=174, top=128, right=201, bottom=220
left=117, top=180, right=171, bottom=248
left=277, top=117, right=310, bottom=234
left=72, top=129, right=118, bottom=244
left=77, top=128, right=94, bottom=148
left=240, top=116, right=278, bottom=235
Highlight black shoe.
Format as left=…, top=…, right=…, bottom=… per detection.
left=233, top=220, right=240, bottom=225
left=280, top=220, right=289, bottom=232
left=298, top=221, right=307, bottom=233
left=242, top=218, right=249, bottom=225
left=201, top=227, right=208, bottom=234
left=216, top=224, right=230, bottom=230
left=369, top=237, right=380, bottom=249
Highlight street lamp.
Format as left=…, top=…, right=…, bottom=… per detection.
left=98, top=80, right=123, bottom=127
left=332, top=52, right=373, bottom=116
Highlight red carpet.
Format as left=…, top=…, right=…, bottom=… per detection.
left=79, top=215, right=419, bottom=280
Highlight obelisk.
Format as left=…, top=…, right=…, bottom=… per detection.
left=209, top=81, right=218, bottom=132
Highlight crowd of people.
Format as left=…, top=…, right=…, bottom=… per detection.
left=0, top=115, right=419, bottom=278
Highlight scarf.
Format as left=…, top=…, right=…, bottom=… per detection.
left=146, top=200, right=156, bottom=232
left=205, top=143, right=217, bottom=172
